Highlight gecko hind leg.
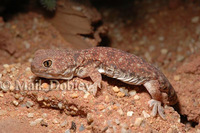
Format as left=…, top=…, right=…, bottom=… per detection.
left=144, top=80, right=166, bottom=119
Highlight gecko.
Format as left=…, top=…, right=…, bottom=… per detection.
left=31, top=47, right=178, bottom=119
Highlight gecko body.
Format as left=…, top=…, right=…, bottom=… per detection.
left=31, top=47, right=178, bottom=119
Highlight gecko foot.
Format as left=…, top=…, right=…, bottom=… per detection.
left=148, top=99, right=166, bottom=119
left=89, top=82, right=101, bottom=96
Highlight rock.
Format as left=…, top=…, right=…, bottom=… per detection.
left=26, top=101, right=34, bottom=108
left=117, top=92, right=125, bottom=97
left=134, top=117, right=144, bottom=127
left=112, top=86, right=120, bottom=93
left=87, top=113, right=94, bottom=124
left=27, top=113, right=34, bottom=118
left=30, top=118, right=43, bottom=126
left=127, top=111, right=134, bottom=117
left=42, top=113, right=48, bottom=118
left=161, top=49, right=168, bottom=55
left=176, top=55, right=185, bottom=62
left=83, top=92, right=90, bottom=98
left=149, top=18, right=156, bottom=24
left=129, top=90, right=136, bottom=96
left=58, top=102, right=63, bottom=109
left=53, top=118, right=59, bottom=124
left=134, top=95, right=140, bottom=100
left=60, top=120, right=67, bottom=127
left=191, top=16, right=199, bottom=23
left=98, top=104, right=105, bottom=111
left=79, top=124, right=85, bottom=131
left=149, top=45, right=155, bottom=52
left=115, top=119, right=120, bottom=125
left=37, top=96, right=44, bottom=101
left=0, top=92, right=4, bottom=97
left=142, top=111, right=150, bottom=118
left=65, top=129, right=71, bottom=133
left=41, top=120, right=48, bottom=127
left=174, top=75, right=181, bottom=81
left=13, top=100, right=19, bottom=106
left=117, top=108, right=124, bottom=116
left=70, top=93, right=78, bottom=98
left=158, top=36, right=165, bottom=41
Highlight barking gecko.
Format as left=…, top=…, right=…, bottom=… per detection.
left=31, top=47, right=178, bottom=119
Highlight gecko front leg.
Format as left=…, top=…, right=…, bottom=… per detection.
left=144, top=80, right=166, bottom=119
left=76, top=66, right=102, bottom=96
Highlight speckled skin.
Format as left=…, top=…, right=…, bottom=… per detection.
left=31, top=47, right=178, bottom=119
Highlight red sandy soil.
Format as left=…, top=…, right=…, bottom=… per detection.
left=0, top=0, right=199, bottom=133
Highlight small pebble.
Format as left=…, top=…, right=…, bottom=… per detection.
left=79, top=124, right=85, bottom=131
left=58, top=102, right=63, bottom=109
left=161, top=49, right=168, bottom=55
left=13, top=100, right=19, bottom=106
left=115, top=119, right=120, bottom=125
left=149, top=18, right=156, bottom=24
left=65, top=129, right=71, bottom=133
left=60, top=120, right=67, bottom=127
left=30, top=118, right=43, bottom=126
left=26, top=101, right=34, bottom=108
left=25, top=67, right=31, bottom=72
left=40, top=120, right=48, bottom=127
left=191, top=16, right=199, bottom=23
left=53, top=118, right=59, bottom=124
left=14, top=94, right=20, bottom=99
left=117, top=108, right=124, bottom=116
left=42, top=113, right=48, bottom=118
left=129, top=90, right=136, bottom=96
left=112, top=86, right=120, bottom=93
left=3, top=64, right=9, bottom=69
left=120, top=123, right=128, bottom=129
left=134, top=117, right=144, bottom=127
left=142, top=111, right=150, bottom=118
left=37, top=96, right=44, bottom=101
left=83, top=92, right=90, bottom=98
left=134, top=95, right=140, bottom=100
left=127, top=111, right=134, bottom=116
left=9, top=85, right=15, bottom=91
left=0, top=92, right=4, bottom=97
left=70, top=93, right=78, bottom=98
left=72, top=6, right=82, bottom=11
left=174, top=75, right=181, bottom=81
left=87, top=113, right=94, bottom=124
left=105, top=95, right=110, bottom=102
left=27, top=113, right=34, bottom=118
left=176, top=55, right=185, bottom=62
left=149, top=45, right=155, bottom=52
left=98, top=104, right=105, bottom=111
left=158, top=36, right=165, bottom=41
left=23, top=41, right=30, bottom=49
left=117, top=92, right=125, bottom=97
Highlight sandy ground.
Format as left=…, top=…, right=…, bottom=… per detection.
left=0, top=0, right=200, bottom=133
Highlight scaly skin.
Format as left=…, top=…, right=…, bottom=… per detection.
left=31, top=47, right=178, bottom=119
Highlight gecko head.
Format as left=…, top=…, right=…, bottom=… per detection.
left=31, top=49, right=76, bottom=80
left=159, top=77, right=178, bottom=105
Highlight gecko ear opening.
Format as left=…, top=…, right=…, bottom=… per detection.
left=43, top=60, right=52, bottom=67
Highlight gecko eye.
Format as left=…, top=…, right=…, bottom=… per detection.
left=43, top=60, right=52, bottom=67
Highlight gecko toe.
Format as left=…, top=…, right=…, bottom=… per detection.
left=148, top=99, right=165, bottom=119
